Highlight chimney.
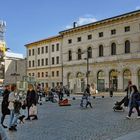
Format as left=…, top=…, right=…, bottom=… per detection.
left=73, top=22, right=77, bottom=28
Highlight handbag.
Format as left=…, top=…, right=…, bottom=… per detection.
left=29, top=104, right=37, bottom=116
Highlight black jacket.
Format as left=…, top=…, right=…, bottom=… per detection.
left=26, top=90, right=37, bottom=107
left=1, top=89, right=10, bottom=115
left=130, top=92, right=140, bottom=107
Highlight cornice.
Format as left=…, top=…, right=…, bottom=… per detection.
left=25, top=35, right=62, bottom=48
left=59, top=10, right=140, bottom=36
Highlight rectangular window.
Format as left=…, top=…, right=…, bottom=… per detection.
left=38, top=72, right=40, bottom=78
left=56, top=71, right=59, bottom=77
left=52, top=82, right=55, bottom=88
left=52, top=57, right=55, bottom=65
left=77, top=37, right=81, bottom=42
left=125, top=26, right=130, bottom=32
left=29, top=61, right=31, bottom=67
left=52, top=71, right=54, bottom=77
left=46, top=72, right=48, bottom=77
left=32, top=73, right=34, bottom=77
left=38, top=59, right=40, bottom=66
left=46, top=46, right=48, bottom=53
left=99, top=32, right=103, bottom=37
left=45, top=58, right=48, bottom=65
left=56, top=43, right=59, bottom=51
left=41, top=59, right=44, bottom=66
left=56, top=56, right=59, bottom=64
left=111, top=29, right=116, bottom=35
left=32, top=60, right=34, bottom=67
left=87, top=34, right=92, bottom=40
left=52, top=44, right=54, bottom=52
left=42, top=72, right=44, bottom=77
left=38, top=48, right=40, bottom=55
left=41, top=47, right=44, bottom=54
left=68, top=39, right=72, bottom=44
left=29, top=50, right=31, bottom=56
left=32, top=49, right=34, bottom=56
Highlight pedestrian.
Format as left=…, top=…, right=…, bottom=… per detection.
left=8, top=84, right=21, bottom=131
left=115, top=80, right=132, bottom=107
left=36, top=84, right=42, bottom=102
left=80, top=84, right=92, bottom=108
left=85, top=84, right=92, bottom=108
left=1, top=85, right=10, bottom=128
left=126, top=85, right=140, bottom=119
left=60, top=82, right=64, bottom=100
left=25, top=84, right=38, bottom=120
left=90, top=83, right=96, bottom=95
left=55, top=83, right=62, bottom=101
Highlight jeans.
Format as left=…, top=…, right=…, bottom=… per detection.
left=9, top=110, right=19, bottom=128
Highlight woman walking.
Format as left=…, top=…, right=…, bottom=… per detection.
left=8, top=84, right=21, bottom=131
left=126, top=85, right=140, bottom=119
left=25, top=84, right=38, bottom=120
left=1, top=85, right=10, bottom=128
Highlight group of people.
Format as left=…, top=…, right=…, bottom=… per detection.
left=44, top=82, right=70, bottom=102
left=1, top=83, right=38, bottom=132
left=81, top=81, right=140, bottom=120
left=115, top=81, right=140, bottom=119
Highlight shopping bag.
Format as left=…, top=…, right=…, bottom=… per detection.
left=29, top=104, right=37, bottom=115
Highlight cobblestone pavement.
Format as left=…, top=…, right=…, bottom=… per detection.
left=1, top=95, right=140, bottom=140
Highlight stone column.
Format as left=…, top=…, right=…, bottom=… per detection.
left=117, top=71, right=123, bottom=91
left=104, top=69, right=109, bottom=91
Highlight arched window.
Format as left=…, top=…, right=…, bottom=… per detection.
left=125, top=40, right=130, bottom=53
left=109, top=70, right=118, bottom=91
left=87, top=47, right=92, bottom=58
left=123, top=69, right=131, bottom=89
left=99, top=45, right=103, bottom=57
left=97, top=70, right=105, bottom=91
left=77, top=49, right=82, bottom=60
left=68, top=50, right=72, bottom=61
left=111, top=43, right=116, bottom=55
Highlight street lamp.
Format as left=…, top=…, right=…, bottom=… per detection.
left=84, top=49, right=91, bottom=85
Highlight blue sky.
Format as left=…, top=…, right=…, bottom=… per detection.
left=0, top=0, right=140, bottom=56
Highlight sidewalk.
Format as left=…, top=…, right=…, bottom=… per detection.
left=70, top=91, right=126, bottom=98
left=115, top=130, right=140, bottom=140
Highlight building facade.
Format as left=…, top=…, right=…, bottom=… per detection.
left=26, top=10, right=140, bottom=92
left=4, top=52, right=26, bottom=85
left=25, top=35, right=63, bottom=88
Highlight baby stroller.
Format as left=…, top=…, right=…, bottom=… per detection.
left=113, top=101, right=124, bottom=112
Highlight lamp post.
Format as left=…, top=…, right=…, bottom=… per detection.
left=84, top=49, right=90, bottom=85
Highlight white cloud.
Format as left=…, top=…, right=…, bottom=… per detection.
left=136, top=6, right=140, bottom=10
left=65, top=25, right=73, bottom=29
left=77, top=17, right=97, bottom=26
left=65, top=15, right=97, bottom=29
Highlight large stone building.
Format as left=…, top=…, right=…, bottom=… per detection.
left=26, top=10, right=140, bottom=92
left=25, top=35, right=62, bottom=88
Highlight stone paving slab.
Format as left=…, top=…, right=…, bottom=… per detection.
left=115, top=129, right=140, bottom=140
left=0, top=96, right=140, bottom=140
